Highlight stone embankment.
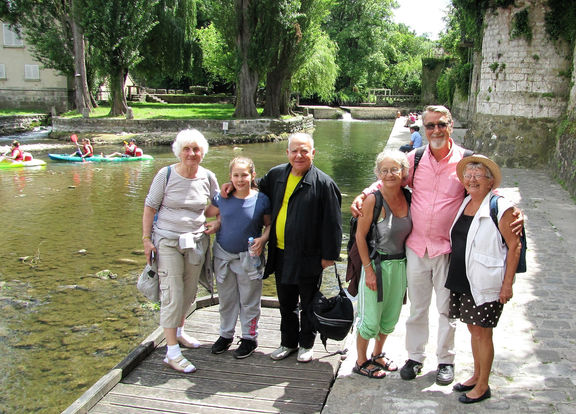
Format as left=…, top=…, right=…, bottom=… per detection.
left=51, top=115, right=314, bottom=145
left=0, top=114, right=49, bottom=135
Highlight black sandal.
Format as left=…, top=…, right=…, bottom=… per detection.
left=370, top=352, right=398, bottom=371
left=352, top=360, right=386, bottom=379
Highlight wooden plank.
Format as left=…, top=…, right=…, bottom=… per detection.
left=103, top=385, right=323, bottom=413
left=125, top=362, right=333, bottom=391
left=84, top=303, right=343, bottom=414
left=113, top=380, right=323, bottom=405
left=63, top=369, right=122, bottom=414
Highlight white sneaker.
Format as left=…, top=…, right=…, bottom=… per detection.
left=270, top=346, right=297, bottom=360
left=297, top=347, right=314, bottom=363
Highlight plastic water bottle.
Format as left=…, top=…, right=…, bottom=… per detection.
left=248, top=237, right=261, bottom=267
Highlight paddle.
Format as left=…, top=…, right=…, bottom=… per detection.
left=70, top=134, right=86, bottom=162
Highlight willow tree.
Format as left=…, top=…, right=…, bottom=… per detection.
left=78, top=0, right=158, bottom=116
left=324, top=0, right=396, bottom=93
left=134, top=0, right=197, bottom=87
left=208, top=0, right=262, bottom=118
left=258, top=0, right=333, bottom=117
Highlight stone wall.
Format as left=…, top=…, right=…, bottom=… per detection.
left=0, top=88, right=72, bottom=113
left=464, top=0, right=572, bottom=168
left=549, top=41, right=576, bottom=196
left=0, top=114, right=49, bottom=134
left=52, top=115, right=314, bottom=143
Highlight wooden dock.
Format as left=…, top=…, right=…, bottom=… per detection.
left=64, top=297, right=346, bottom=414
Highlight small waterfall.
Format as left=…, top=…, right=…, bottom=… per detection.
left=342, top=112, right=353, bottom=121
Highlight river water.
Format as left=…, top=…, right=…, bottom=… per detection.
left=0, top=119, right=392, bottom=413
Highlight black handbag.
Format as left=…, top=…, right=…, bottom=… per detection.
left=311, top=264, right=354, bottom=349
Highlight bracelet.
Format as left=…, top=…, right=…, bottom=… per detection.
left=142, top=236, right=151, bottom=241
left=363, top=263, right=372, bottom=269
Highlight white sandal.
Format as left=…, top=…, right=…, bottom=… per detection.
left=163, top=355, right=196, bottom=373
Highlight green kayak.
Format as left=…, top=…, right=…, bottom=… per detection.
left=0, top=159, right=47, bottom=169
left=48, top=154, right=154, bottom=163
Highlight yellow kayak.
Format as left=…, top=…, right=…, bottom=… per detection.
left=0, top=159, right=46, bottom=169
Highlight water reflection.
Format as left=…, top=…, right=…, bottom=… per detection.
left=0, top=119, right=392, bottom=413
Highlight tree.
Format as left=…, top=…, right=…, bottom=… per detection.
left=77, top=0, right=158, bottom=116
left=258, top=0, right=334, bottom=117
left=291, top=30, right=338, bottom=102
left=133, top=0, right=197, bottom=88
left=0, top=0, right=93, bottom=113
left=197, top=22, right=237, bottom=85
left=324, top=0, right=397, bottom=93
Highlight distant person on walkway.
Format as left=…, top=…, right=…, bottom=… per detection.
left=447, top=155, right=520, bottom=404
left=353, top=150, right=412, bottom=379
left=222, top=133, right=342, bottom=363
left=205, top=157, right=271, bottom=359
left=351, top=105, right=523, bottom=386
left=71, top=138, right=93, bottom=158
left=107, top=138, right=144, bottom=158
left=399, top=125, right=423, bottom=153
left=142, top=129, right=219, bottom=373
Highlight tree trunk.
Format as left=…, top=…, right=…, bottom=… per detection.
left=234, top=61, right=259, bottom=118
left=71, top=1, right=92, bottom=113
left=109, top=67, right=128, bottom=116
left=233, top=0, right=259, bottom=118
left=263, top=68, right=284, bottom=118
left=279, top=80, right=292, bottom=115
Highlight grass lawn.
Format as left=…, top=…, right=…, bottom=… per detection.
left=60, top=102, right=264, bottom=120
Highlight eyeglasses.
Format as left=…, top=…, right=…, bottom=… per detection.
left=379, top=167, right=401, bottom=175
left=463, top=174, right=489, bottom=180
left=424, top=122, right=449, bottom=130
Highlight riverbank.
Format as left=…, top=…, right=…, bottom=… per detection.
left=323, top=117, right=576, bottom=413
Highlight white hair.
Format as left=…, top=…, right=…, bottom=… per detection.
left=373, top=149, right=410, bottom=178
left=172, top=129, right=209, bottom=159
left=287, top=132, right=314, bottom=149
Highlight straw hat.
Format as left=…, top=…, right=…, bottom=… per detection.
left=456, top=154, right=502, bottom=189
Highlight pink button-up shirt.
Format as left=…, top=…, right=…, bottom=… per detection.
left=364, top=139, right=467, bottom=258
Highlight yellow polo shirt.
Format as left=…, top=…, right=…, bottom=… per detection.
left=275, top=174, right=302, bottom=249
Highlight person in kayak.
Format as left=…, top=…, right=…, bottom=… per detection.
left=106, top=138, right=144, bottom=158
left=71, top=138, right=94, bottom=159
left=1, top=141, right=34, bottom=163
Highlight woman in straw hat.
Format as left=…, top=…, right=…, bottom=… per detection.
left=445, top=154, right=522, bottom=404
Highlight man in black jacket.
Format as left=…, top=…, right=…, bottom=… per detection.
left=259, top=133, right=342, bottom=363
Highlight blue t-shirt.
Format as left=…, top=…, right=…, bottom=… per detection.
left=212, top=192, right=271, bottom=253
left=411, top=131, right=423, bottom=148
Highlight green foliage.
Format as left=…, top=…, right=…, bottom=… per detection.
left=510, top=8, right=532, bottom=42
left=197, top=23, right=237, bottom=84
left=436, top=68, right=455, bottom=107
left=1, top=0, right=75, bottom=76
left=324, top=1, right=432, bottom=99
left=291, top=31, right=338, bottom=101
left=489, top=62, right=499, bottom=72
left=78, top=0, right=158, bottom=74
left=545, top=0, right=576, bottom=45
left=133, top=0, right=197, bottom=86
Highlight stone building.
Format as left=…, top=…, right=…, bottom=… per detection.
left=448, top=0, right=576, bottom=196
left=0, top=21, right=72, bottom=112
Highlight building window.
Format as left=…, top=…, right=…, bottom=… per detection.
left=24, top=64, right=39, bottom=80
left=3, top=23, right=24, bottom=47
left=0, top=64, right=6, bottom=79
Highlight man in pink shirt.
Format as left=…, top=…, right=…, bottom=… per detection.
left=352, top=105, right=522, bottom=386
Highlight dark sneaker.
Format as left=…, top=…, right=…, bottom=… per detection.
left=436, top=363, right=455, bottom=385
left=211, top=336, right=233, bottom=354
left=233, top=338, right=257, bottom=359
left=400, top=359, right=423, bottom=380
